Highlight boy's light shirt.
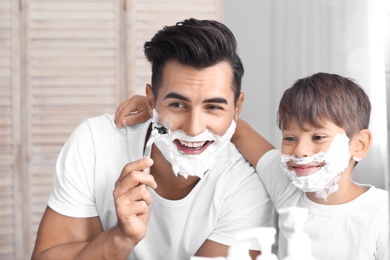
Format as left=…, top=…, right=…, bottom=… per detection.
left=280, top=133, right=351, bottom=200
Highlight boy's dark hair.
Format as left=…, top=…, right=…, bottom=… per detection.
left=144, top=18, right=244, bottom=104
left=277, top=72, right=371, bottom=138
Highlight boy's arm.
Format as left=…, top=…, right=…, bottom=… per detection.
left=231, top=119, right=275, bottom=167
left=115, top=95, right=150, bottom=128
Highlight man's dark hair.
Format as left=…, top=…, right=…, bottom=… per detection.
left=144, top=18, right=244, bottom=104
left=277, top=72, right=371, bottom=138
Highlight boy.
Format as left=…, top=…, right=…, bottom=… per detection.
left=117, top=72, right=389, bottom=259
left=233, top=72, right=389, bottom=259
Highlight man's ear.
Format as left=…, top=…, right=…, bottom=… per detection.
left=350, top=129, right=373, bottom=161
left=234, top=92, right=245, bottom=121
left=145, top=84, right=155, bottom=118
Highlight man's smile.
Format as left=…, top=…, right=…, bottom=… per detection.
left=173, top=139, right=214, bottom=155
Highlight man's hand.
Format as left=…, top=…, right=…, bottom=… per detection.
left=115, top=95, right=150, bottom=128
left=113, top=157, right=157, bottom=243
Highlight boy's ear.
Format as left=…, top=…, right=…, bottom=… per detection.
left=234, top=92, right=245, bottom=121
left=350, top=129, right=373, bottom=161
left=145, top=84, right=155, bottom=118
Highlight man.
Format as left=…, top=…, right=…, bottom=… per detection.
left=32, top=18, right=274, bottom=260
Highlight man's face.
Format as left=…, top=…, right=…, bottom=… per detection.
left=147, top=59, right=243, bottom=156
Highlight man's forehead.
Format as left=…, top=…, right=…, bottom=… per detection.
left=157, top=61, right=234, bottom=99
left=161, top=60, right=233, bottom=82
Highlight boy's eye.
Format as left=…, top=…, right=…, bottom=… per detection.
left=283, top=136, right=296, bottom=142
left=313, top=135, right=326, bottom=141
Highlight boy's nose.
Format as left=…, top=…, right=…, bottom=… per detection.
left=293, top=140, right=311, bottom=157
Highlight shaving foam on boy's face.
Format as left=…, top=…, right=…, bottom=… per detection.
left=151, top=109, right=236, bottom=179
left=281, top=133, right=351, bottom=200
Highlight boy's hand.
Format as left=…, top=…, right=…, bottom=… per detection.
left=115, top=95, right=150, bottom=128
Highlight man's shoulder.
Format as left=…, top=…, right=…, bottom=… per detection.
left=219, top=142, right=253, bottom=167
left=211, top=143, right=258, bottom=181
left=74, top=114, right=117, bottom=136
left=80, top=114, right=150, bottom=136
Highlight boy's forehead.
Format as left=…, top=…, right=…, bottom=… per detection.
left=283, top=118, right=344, bottom=133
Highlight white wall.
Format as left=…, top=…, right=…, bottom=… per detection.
left=224, top=0, right=389, bottom=190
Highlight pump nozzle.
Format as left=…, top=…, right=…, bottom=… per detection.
left=235, top=227, right=278, bottom=260
left=226, top=241, right=251, bottom=260
left=278, top=207, right=308, bottom=234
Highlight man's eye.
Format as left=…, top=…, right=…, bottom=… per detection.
left=170, top=102, right=185, bottom=108
left=207, top=105, right=223, bottom=110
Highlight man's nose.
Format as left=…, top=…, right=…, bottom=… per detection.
left=182, top=110, right=207, bottom=137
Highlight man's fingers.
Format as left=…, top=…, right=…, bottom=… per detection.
left=115, top=184, right=153, bottom=207
left=116, top=158, right=154, bottom=182
left=115, top=170, right=157, bottom=192
left=114, top=158, right=156, bottom=193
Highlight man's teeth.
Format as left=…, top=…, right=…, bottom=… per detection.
left=179, top=140, right=206, bottom=148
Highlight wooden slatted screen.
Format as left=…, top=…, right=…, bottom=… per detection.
left=1, top=0, right=223, bottom=258
left=24, top=0, right=124, bottom=256
left=0, top=1, right=22, bottom=259
left=125, top=0, right=223, bottom=96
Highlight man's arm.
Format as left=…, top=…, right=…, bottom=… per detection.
left=31, top=207, right=133, bottom=260
left=32, top=158, right=157, bottom=260
left=231, top=119, right=275, bottom=167
left=196, top=240, right=260, bottom=259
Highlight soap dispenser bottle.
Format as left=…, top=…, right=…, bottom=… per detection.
left=190, top=241, right=251, bottom=260
left=226, top=241, right=251, bottom=260
left=236, top=227, right=279, bottom=260
left=278, top=207, right=316, bottom=260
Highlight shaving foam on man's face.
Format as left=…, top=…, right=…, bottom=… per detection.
left=152, top=109, right=236, bottom=179
left=281, top=133, right=351, bottom=200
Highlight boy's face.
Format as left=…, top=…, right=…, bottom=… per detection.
left=147, top=59, right=243, bottom=156
left=281, top=119, right=349, bottom=177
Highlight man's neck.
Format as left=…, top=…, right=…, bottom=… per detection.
left=149, top=144, right=201, bottom=200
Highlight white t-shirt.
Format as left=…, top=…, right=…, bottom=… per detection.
left=256, top=149, right=389, bottom=260
left=48, top=114, right=274, bottom=260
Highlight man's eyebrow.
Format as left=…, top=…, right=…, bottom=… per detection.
left=204, top=98, right=228, bottom=104
left=163, top=92, right=190, bottom=102
left=163, top=92, right=228, bottom=105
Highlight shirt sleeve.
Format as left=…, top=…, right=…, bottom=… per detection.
left=256, top=149, right=298, bottom=209
left=375, top=190, right=389, bottom=260
left=208, top=164, right=274, bottom=250
left=48, top=119, right=98, bottom=218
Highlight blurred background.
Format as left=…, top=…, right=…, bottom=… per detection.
left=1, top=0, right=389, bottom=259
